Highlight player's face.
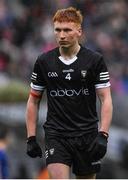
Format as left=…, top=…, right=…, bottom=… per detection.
left=54, top=21, right=82, bottom=48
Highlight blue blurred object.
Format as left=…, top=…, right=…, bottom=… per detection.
left=0, top=149, right=9, bottom=179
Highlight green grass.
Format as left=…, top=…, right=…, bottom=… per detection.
left=0, top=81, right=30, bottom=103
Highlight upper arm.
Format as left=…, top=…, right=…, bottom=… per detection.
left=28, top=88, right=43, bottom=105
left=30, top=55, right=46, bottom=92
left=96, top=87, right=112, bottom=103
left=93, top=55, right=112, bottom=102
left=94, top=56, right=110, bottom=89
left=28, top=56, right=47, bottom=106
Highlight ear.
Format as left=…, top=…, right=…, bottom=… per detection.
left=78, top=27, right=82, bottom=37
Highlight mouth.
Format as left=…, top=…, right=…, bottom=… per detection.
left=59, top=41, right=68, bottom=45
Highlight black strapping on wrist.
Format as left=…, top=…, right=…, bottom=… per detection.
left=27, top=136, right=36, bottom=142
left=99, top=131, right=109, bottom=138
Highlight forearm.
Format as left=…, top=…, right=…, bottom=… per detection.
left=99, top=96, right=113, bottom=133
left=26, top=97, right=40, bottom=137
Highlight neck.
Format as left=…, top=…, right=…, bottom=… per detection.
left=59, top=44, right=80, bottom=60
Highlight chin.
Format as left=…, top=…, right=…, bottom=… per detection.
left=59, top=44, right=70, bottom=48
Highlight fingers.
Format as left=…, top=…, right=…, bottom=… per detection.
left=27, top=140, right=42, bottom=158
left=87, top=132, right=108, bottom=161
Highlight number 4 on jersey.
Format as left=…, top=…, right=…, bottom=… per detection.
left=65, top=73, right=71, bottom=80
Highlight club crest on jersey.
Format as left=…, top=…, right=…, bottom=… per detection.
left=49, top=148, right=54, bottom=155
left=81, top=70, right=87, bottom=78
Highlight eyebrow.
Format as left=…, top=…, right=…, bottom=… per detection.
left=54, top=27, right=72, bottom=31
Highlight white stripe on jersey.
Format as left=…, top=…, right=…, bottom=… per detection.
left=31, top=74, right=37, bottom=78
left=100, top=74, right=109, bottom=78
left=95, top=82, right=111, bottom=89
left=100, top=77, right=110, bottom=81
left=100, top=72, right=109, bottom=75
left=30, top=82, right=45, bottom=91
left=100, top=72, right=109, bottom=81
left=31, top=73, right=37, bottom=81
left=32, top=72, right=37, bottom=76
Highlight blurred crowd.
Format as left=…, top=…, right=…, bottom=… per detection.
left=0, top=0, right=128, bottom=95
left=0, top=0, right=128, bottom=178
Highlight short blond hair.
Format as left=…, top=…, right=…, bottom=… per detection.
left=53, top=7, right=83, bottom=26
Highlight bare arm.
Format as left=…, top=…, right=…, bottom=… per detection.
left=96, top=87, right=113, bottom=134
left=26, top=89, right=43, bottom=138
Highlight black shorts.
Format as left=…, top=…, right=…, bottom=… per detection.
left=45, top=131, right=101, bottom=176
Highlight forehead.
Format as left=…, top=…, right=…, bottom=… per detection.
left=54, top=21, right=79, bottom=29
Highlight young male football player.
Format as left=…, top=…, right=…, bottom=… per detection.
left=26, top=7, right=113, bottom=179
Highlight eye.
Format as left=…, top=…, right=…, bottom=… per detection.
left=64, top=28, right=72, bottom=32
left=55, top=28, right=61, bottom=32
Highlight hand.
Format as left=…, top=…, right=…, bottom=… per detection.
left=88, top=131, right=108, bottom=161
left=27, top=136, right=42, bottom=158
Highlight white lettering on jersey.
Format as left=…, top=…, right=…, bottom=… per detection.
left=91, top=161, right=101, bottom=165
left=62, top=69, right=74, bottom=73
left=50, top=88, right=89, bottom=97
left=48, top=72, right=58, bottom=77
left=65, top=73, right=71, bottom=80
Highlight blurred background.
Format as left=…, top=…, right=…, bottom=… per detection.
left=0, top=0, right=128, bottom=178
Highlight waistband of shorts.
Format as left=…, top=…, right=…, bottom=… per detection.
left=45, top=128, right=98, bottom=138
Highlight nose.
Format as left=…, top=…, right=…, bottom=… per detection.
left=60, top=31, right=65, bottom=39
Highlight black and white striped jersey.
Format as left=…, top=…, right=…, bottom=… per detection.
left=30, top=46, right=110, bottom=137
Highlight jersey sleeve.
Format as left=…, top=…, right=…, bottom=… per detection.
left=94, top=56, right=110, bottom=89
left=30, top=55, right=46, bottom=91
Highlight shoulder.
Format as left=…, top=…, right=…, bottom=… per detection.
left=81, top=46, right=102, bottom=60
left=36, top=47, right=58, bottom=63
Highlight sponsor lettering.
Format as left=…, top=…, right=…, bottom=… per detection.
left=50, top=88, right=89, bottom=97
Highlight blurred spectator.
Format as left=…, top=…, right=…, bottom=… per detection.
left=0, top=126, right=9, bottom=179
left=0, top=50, right=10, bottom=72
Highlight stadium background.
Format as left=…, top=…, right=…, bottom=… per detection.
left=0, top=0, right=128, bottom=178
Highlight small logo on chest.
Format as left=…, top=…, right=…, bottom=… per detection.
left=81, top=70, right=87, bottom=78
left=49, top=148, right=55, bottom=155
left=48, top=72, right=58, bottom=77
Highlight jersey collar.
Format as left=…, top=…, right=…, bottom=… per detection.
left=56, top=45, right=83, bottom=65
left=58, top=56, right=77, bottom=65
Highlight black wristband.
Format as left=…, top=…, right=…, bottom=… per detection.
left=27, top=136, right=36, bottom=142
left=99, top=131, right=109, bottom=138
